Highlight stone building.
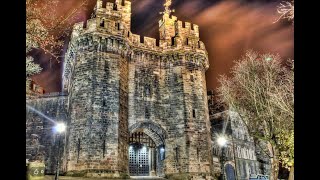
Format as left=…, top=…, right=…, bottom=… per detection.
left=28, top=80, right=45, bottom=94
left=27, top=0, right=212, bottom=179
left=207, top=91, right=271, bottom=180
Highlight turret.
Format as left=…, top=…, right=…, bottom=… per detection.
left=158, top=0, right=206, bottom=52
left=95, top=0, right=131, bottom=33
left=159, top=0, right=176, bottom=47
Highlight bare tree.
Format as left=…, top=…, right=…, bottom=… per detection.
left=26, top=0, right=88, bottom=59
left=276, top=0, right=294, bottom=24
left=26, top=0, right=88, bottom=93
left=218, top=50, right=294, bottom=180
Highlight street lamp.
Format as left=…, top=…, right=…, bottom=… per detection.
left=54, top=123, right=66, bottom=133
left=217, top=135, right=227, bottom=180
left=217, top=135, right=238, bottom=180
left=53, top=122, right=66, bottom=180
left=217, top=136, right=227, bottom=147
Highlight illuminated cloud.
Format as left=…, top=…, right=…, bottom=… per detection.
left=31, top=0, right=293, bottom=92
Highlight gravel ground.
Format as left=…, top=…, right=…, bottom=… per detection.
left=44, top=176, right=166, bottom=180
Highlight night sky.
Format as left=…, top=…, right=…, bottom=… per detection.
left=31, top=0, right=293, bottom=93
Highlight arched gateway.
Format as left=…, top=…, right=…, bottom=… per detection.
left=128, top=122, right=167, bottom=177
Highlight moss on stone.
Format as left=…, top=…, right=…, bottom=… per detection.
left=27, top=175, right=45, bottom=180
left=65, top=170, right=130, bottom=179
left=165, top=172, right=213, bottom=180
left=165, top=173, right=190, bottom=180
left=66, top=170, right=87, bottom=177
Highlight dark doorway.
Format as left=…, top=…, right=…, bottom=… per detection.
left=129, top=131, right=157, bottom=176
left=225, top=164, right=236, bottom=180
left=129, top=143, right=149, bottom=176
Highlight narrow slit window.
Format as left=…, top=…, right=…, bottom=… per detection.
left=127, top=31, right=130, bottom=37
left=145, top=85, right=150, bottom=96
left=117, top=23, right=120, bottom=30
left=193, top=109, right=196, bottom=118
left=113, top=3, right=118, bottom=10
left=171, top=37, right=175, bottom=46
left=186, top=38, right=189, bottom=45
left=83, top=21, right=87, bottom=28
left=102, top=0, right=107, bottom=8
left=100, top=20, right=105, bottom=27
left=197, top=147, right=200, bottom=162
left=77, top=139, right=80, bottom=162
left=102, top=140, right=106, bottom=158
left=145, top=106, right=150, bottom=119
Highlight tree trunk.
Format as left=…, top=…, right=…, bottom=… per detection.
left=270, top=145, right=279, bottom=180
left=288, top=165, right=294, bottom=180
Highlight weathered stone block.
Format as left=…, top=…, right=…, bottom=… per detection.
left=27, top=162, right=45, bottom=180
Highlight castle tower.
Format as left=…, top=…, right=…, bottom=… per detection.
left=62, top=0, right=212, bottom=178
left=62, top=0, right=131, bottom=178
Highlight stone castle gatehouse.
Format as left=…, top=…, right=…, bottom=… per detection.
left=27, top=0, right=213, bottom=179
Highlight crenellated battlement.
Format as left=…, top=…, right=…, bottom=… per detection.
left=63, top=0, right=209, bottom=92
left=71, top=21, right=206, bottom=55
left=69, top=0, right=206, bottom=54
left=159, top=16, right=199, bottom=36
left=176, top=21, right=199, bottom=37
left=95, top=0, right=131, bottom=29
left=129, top=34, right=161, bottom=51
left=96, top=0, right=131, bottom=11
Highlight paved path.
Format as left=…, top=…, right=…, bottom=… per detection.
left=44, top=175, right=166, bottom=180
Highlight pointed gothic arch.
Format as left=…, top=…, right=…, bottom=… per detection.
left=129, top=121, right=167, bottom=146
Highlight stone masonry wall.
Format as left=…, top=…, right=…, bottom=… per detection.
left=26, top=96, right=68, bottom=174
left=66, top=40, right=129, bottom=177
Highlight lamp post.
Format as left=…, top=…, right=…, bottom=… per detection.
left=217, top=136, right=227, bottom=180
left=231, top=134, right=238, bottom=180
left=217, top=135, right=238, bottom=180
left=53, top=122, right=66, bottom=180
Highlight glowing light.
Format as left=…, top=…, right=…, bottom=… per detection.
left=54, top=122, right=66, bottom=133
left=142, top=146, right=147, bottom=151
left=217, top=136, right=227, bottom=147
left=266, top=57, right=273, bottom=61
left=160, top=147, right=165, bottom=152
